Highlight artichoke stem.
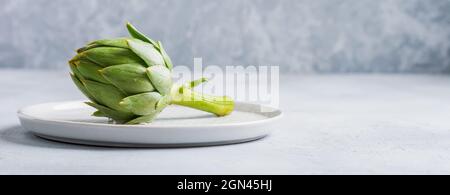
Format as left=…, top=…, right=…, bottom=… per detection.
left=170, top=85, right=234, bottom=116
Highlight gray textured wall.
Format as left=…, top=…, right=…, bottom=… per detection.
left=1, top=0, right=450, bottom=73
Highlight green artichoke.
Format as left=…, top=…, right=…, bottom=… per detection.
left=69, top=22, right=234, bottom=124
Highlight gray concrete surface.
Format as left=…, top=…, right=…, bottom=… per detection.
left=1, top=70, right=450, bottom=174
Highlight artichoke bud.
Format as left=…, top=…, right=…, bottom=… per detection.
left=100, top=63, right=155, bottom=94
left=119, top=92, right=162, bottom=115
left=69, top=22, right=234, bottom=124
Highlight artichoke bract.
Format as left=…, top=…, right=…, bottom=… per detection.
left=69, top=22, right=234, bottom=124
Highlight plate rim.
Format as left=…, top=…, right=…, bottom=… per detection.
left=17, top=100, right=283, bottom=128
left=34, top=133, right=269, bottom=148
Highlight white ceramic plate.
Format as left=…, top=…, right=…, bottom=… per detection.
left=17, top=101, right=282, bottom=147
